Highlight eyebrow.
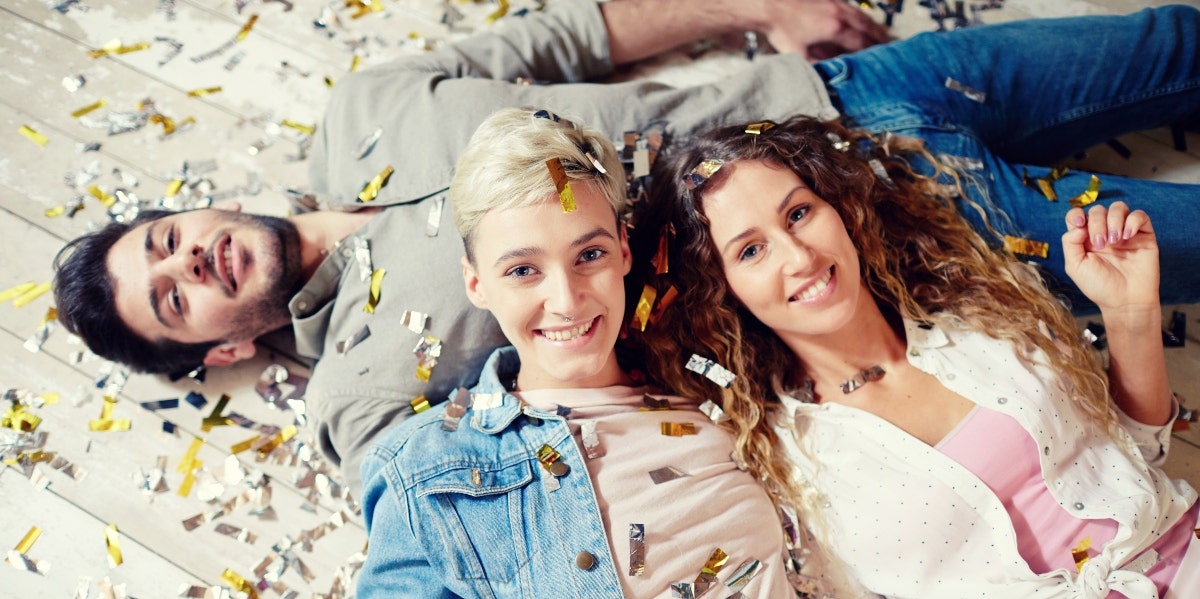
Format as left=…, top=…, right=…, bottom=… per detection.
left=144, top=222, right=170, bottom=329
left=492, top=226, right=615, bottom=267
left=720, top=185, right=808, bottom=256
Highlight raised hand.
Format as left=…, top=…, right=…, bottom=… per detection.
left=758, top=0, right=892, bottom=61
left=1061, top=201, right=1160, bottom=313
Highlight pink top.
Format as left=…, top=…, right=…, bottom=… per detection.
left=938, top=406, right=1197, bottom=596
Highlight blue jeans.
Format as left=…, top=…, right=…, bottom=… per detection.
left=816, top=5, right=1200, bottom=312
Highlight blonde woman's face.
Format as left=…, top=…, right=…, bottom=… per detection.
left=703, top=160, right=867, bottom=340
left=461, top=180, right=631, bottom=390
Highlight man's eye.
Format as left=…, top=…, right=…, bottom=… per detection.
left=170, top=287, right=182, bottom=315
left=166, top=228, right=176, bottom=253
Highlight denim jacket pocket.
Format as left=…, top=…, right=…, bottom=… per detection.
left=413, top=458, right=542, bottom=585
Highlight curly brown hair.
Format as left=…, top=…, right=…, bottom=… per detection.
left=633, top=116, right=1114, bottom=529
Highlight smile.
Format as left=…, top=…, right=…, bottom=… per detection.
left=790, top=267, right=833, bottom=302
left=539, top=317, right=595, bottom=341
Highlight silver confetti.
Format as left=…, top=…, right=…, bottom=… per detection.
left=698, top=400, right=729, bottom=424
left=352, top=127, right=383, bottom=160
left=580, top=420, right=603, bottom=459
left=945, top=76, right=987, bottom=103
left=685, top=354, right=737, bottom=388
left=352, top=236, right=373, bottom=282
left=726, top=558, right=763, bottom=592
left=441, top=387, right=471, bottom=431
left=425, top=195, right=445, bottom=237
left=400, top=310, right=429, bottom=334
left=648, top=465, right=689, bottom=484
left=62, top=74, right=85, bottom=92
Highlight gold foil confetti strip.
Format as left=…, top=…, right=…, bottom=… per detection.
left=652, top=230, right=670, bottom=274
left=698, top=400, right=729, bottom=424
left=363, top=268, right=386, bottom=314
left=685, top=354, right=737, bottom=388
left=401, top=310, right=428, bottom=334
left=71, top=99, right=107, bottom=119
left=14, top=527, right=41, bottom=554
left=1069, top=175, right=1102, bottom=208
left=88, top=40, right=150, bottom=58
left=536, top=444, right=569, bottom=477
left=358, top=165, right=393, bottom=203
left=255, top=425, right=297, bottom=457
left=660, top=422, right=697, bottom=436
left=682, top=160, right=722, bottom=191
left=649, top=285, right=677, bottom=326
left=643, top=394, right=672, bottom=410
left=201, top=394, right=233, bottom=431
left=4, top=403, right=42, bottom=432
left=236, top=15, right=259, bottom=41
left=0, top=282, right=36, bottom=302
left=335, top=324, right=371, bottom=355
left=88, top=396, right=131, bottom=432
left=352, top=236, right=373, bottom=282
left=441, top=387, right=472, bottom=432
left=426, top=195, right=445, bottom=237
left=629, top=524, right=646, bottom=576
left=648, top=465, right=689, bottom=484
left=40, top=392, right=59, bottom=405
left=631, top=284, right=656, bottom=332
left=12, top=282, right=51, bottom=308
left=349, top=55, right=362, bottom=73
left=1022, top=166, right=1069, bottom=201
left=486, top=0, right=510, bottom=23
left=1072, top=536, right=1091, bottom=571
left=744, top=121, right=775, bottom=135
left=350, top=0, right=384, bottom=19
left=221, top=568, right=259, bottom=598
left=725, top=558, right=763, bottom=592
left=546, top=158, right=576, bottom=213
left=868, top=159, right=896, bottom=188
left=63, top=74, right=85, bottom=92
left=580, top=420, right=603, bottom=458
left=104, top=524, right=122, bottom=567
left=944, top=77, right=986, bottom=103
left=44, top=205, right=66, bottom=218
left=1003, top=235, right=1050, bottom=259
left=18, top=125, right=49, bottom=147
left=410, top=396, right=430, bottom=414
left=164, top=178, right=185, bottom=197
left=230, top=435, right=259, bottom=455
left=413, top=335, right=442, bottom=381
left=177, top=437, right=204, bottom=475
left=353, top=127, right=383, bottom=159
left=692, top=547, right=729, bottom=596
left=88, top=184, right=116, bottom=207
left=187, top=86, right=222, bottom=97
left=281, top=120, right=315, bottom=136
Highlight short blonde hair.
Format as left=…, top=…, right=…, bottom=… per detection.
left=450, top=108, right=625, bottom=261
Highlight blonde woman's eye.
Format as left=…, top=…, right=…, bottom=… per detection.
left=506, top=265, right=536, bottom=278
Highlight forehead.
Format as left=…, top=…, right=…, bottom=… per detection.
left=472, top=181, right=617, bottom=250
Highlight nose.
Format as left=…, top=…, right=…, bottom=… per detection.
left=162, top=245, right=209, bottom=284
left=544, top=269, right=584, bottom=318
left=778, top=234, right=815, bottom=277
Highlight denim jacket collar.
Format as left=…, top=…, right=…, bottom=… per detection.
left=469, top=347, right=526, bottom=435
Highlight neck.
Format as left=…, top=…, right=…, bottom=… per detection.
left=291, top=209, right=379, bottom=280
left=779, top=297, right=907, bottom=393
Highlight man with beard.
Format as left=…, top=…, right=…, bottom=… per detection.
left=53, top=0, right=1200, bottom=495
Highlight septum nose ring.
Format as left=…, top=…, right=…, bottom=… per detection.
left=553, top=313, right=575, bottom=323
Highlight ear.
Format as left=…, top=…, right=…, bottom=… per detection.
left=203, top=339, right=257, bottom=367
left=212, top=200, right=243, bottom=213
left=618, top=222, right=633, bottom=276
left=461, top=256, right=489, bottom=310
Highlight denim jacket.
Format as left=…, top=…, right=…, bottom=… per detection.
left=358, top=348, right=625, bottom=598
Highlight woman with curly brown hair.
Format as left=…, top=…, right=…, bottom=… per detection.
left=636, top=116, right=1198, bottom=598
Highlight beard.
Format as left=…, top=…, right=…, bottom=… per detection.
left=220, top=212, right=303, bottom=342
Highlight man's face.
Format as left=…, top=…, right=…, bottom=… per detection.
left=107, top=209, right=302, bottom=350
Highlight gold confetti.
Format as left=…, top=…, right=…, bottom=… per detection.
left=177, top=437, right=204, bottom=475
left=18, top=125, right=49, bottom=147
left=1022, top=166, right=1069, bottom=201
left=651, top=231, right=669, bottom=274
left=236, top=15, right=259, bottom=41
left=88, top=185, right=116, bottom=207
left=485, top=0, right=510, bottom=23
left=230, top=435, right=258, bottom=455
left=546, top=158, right=576, bottom=212
left=324, top=76, right=335, bottom=87
left=358, top=165, right=394, bottom=203
left=1069, top=175, right=1102, bottom=208
left=649, top=285, right=677, bottom=326
left=363, top=268, right=386, bottom=314
left=1072, top=536, right=1091, bottom=572
left=744, top=121, right=775, bottom=135
left=104, top=525, right=122, bottom=568
left=349, top=0, right=384, bottom=19
left=0, top=282, right=36, bottom=302
left=88, top=396, right=131, bottom=431
left=44, top=205, right=66, bottom=218
left=682, top=160, right=722, bottom=190
left=221, top=568, right=259, bottom=598
left=281, top=119, right=316, bottom=136
left=12, top=282, right=51, bottom=309
left=410, top=396, right=430, bottom=413
left=3, top=403, right=41, bottom=432
left=149, top=113, right=177, bottom=135
left=88, top=40, right=150, bottom=58
left=660, top=422, right=697, bottom=437
left=164, top=178, right=185, bottom=198
left=255, top=424, right=297, bottom=456
left=187, top=86, right=222, bottom=97
left=349, top=55, right=362, bottom=73
left=1003, top=235, right=1050, bottom=259
left=201, top=394, right=232, bottom=431
left=630, top=284, right=656, bottom=332
left=14, top=527, right=41, bottom=554
left=70, top=98, right=107, bottom=118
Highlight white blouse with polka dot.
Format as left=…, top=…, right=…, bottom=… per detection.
left=776, top=318, right=1197, bottom=599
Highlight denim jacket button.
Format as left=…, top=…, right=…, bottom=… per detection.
left=549, top=461, right=570, bottom=477
left=575, top=551, right=596, bottom=570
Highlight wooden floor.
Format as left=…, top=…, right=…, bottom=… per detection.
left=1, top=0, right=1197, bottom=596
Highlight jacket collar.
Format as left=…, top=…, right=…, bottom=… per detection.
left=469, top=347, right=525, bottom=435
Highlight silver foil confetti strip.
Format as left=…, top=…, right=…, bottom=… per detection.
left=426, top=195, right=445, bottom=237
left=62, top=74, right=85, bottom=92
left=580, top=420, right=603, bottom=459
left=648, top=465, right=689, bottom=484
left=868, top=159, right=896, bottom=189
left=945, top=77, right=987, bottom=103
left=353, top=127, right=383, bottom=159
left=698, top=400, right=729, bottom=423
left=685, top=354, right=737, bottom=388
left=352, top=236, right=373, bottom=282
left=629, top=523, right=645, bottom=576
left=336, top=324, right=371, bottom=355
left=726, top=558, right=763, bottom=592
left=401, top=310, right=429, bottom=334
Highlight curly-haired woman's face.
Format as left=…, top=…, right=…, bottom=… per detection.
left=703, top=160, right=869, bottom=340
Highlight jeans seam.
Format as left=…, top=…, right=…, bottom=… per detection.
left=1022, top=78, right=1200, bottom=140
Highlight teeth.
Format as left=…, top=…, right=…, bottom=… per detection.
left=543, top=319, right=593, bottom=342
left=794, top=269, right=832, bottom=301
left=223, top=245, right=234, bottom=286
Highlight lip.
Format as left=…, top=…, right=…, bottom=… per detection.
left=214, top=234, right=236, bottom=294
left=536, top=316, right=600, bottom=347
left=788, top=266, right=835, bottom=304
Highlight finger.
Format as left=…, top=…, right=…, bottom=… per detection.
left=1086, top=204, right=1109, bottom=251
left=835, top=4, right=892, bottom=45
left=1122, top=209, right=1154, bottom=240
left=1064, top=206, right=1086, bottom=230
left=1105, top=201, right=1129, bottom=247
left=1061, top=225, right=1089, bottom=272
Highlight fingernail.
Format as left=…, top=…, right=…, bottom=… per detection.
left=1123, top=227, right=1133, bottom=240
left=1072, top=215, right=1085, bottom=227
left=1093, top=234, right=1106, bottom=250
left=1108, top=230, right=1118, bottom=245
